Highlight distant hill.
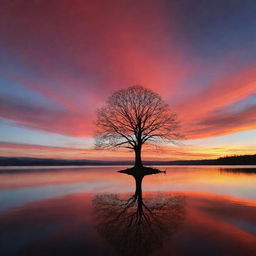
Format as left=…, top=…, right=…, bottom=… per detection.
left=0, top=154, right=255, bottom=166
left=0, top=157, right=133, bottom=166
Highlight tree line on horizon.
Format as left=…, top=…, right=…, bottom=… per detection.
left=0, top=154, right=255, bottom=166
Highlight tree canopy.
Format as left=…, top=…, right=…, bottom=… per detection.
left=95, top=85, right=181, bottom=167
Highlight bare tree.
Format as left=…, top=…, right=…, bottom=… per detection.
left=95, top=86, right=181, bottom=169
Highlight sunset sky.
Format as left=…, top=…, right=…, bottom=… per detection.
left=0, top=0, right=255, bottom=161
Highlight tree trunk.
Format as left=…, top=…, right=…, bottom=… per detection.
left=134, top=146, right=143, bottom=168
left=135, top=175, right=143, bottom=215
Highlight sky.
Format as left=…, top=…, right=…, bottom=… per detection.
left=0, top=0, right=255, bottom=161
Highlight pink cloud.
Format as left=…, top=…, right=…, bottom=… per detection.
left=175, top=66, right=256, bottom=139
left=0, top=94, right=93, bottom=136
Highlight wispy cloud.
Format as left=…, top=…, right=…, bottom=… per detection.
left=0, top=0, right=255, bottom=159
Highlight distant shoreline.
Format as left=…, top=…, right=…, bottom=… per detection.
left=0, top=154, right=255, bottom=166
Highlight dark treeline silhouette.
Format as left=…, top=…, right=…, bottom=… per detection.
left=167, top=154, right=256, bottom=165
left=93, top=170, right=186, bottom=256
left=1, top=154, right=255, bottom=166
left=0, top=157, right=134, bottom=166
left=215, top=154, right=256, bottom=165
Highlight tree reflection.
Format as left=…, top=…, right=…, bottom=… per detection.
left=93, top=171, right=186, bottom=256
left=219, top=167, right=256, bottom=174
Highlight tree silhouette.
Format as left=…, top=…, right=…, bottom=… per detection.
left=93, top=172, right=186, bottom=256
left=95, top=86, right=181, bottom=169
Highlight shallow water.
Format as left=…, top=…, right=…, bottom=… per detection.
left=0, top=165, right=256, bottom=256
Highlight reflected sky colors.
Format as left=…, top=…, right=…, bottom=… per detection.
left=0, top=0, right=256, bottom=160
left=1, top=166, right=256, bottom=211
left=1, top=166, right=256, bottom=256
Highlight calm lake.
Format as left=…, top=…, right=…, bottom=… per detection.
left=1, top=165, right=256, bottom=256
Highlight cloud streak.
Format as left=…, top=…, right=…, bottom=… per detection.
left=0, top=0, right=255, bottom=159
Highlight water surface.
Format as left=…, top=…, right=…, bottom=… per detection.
left=0, top=166, right=256, bottom=255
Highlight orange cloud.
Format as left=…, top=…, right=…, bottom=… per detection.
left=1, top=142, right=254, bottom=161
